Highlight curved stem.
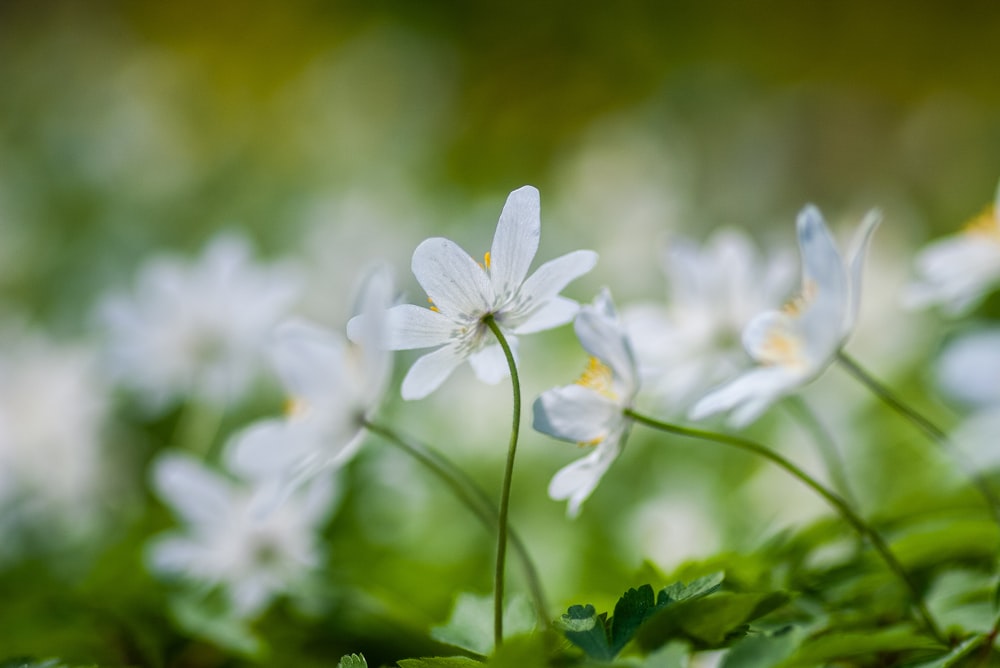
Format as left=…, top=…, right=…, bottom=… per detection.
left=836, top=350, right=1000, bottom=526
left=485, top=315, right=521, bottom=648
left=783, top=396, right=857, bottom=507
left=625, top=408, right=947, bottom=645
left=363, top=419, right=549, bottom=626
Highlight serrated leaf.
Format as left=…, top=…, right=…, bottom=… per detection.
left=781, top=627, right=945, bottom=666
left=431, top=592, right=535, bottom=655
left=610, top=585, right=660, bottom=654
left=559, top=604, right=614, bottom=660
left=637, top=591, right=790, bottom=650
left=659, top=572, right=725, bottom=605
left=397, top=658, right=483, bottom=668
left=338, top=653, right=368, bottom=668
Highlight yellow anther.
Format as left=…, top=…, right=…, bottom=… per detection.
left=484, top=251, right=491, bottom=269
left=575, top=356, right=617, bottom=399
left=782, top=280, right=817, bottom=317
left=284, top=396, right=309, bottom=418
left=758, top=330, right=802, bottom=367
left=578, top=436, right=604, bottom=448
left=963, top=205, right=1000, bottom=239
left=427, top=297, right=440, bottom=313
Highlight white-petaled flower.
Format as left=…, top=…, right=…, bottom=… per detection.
left=0, top=331, right=110, bottom=543
left=96, top=233, right=300, bottom=412
left=935, top=328, right=1000, bottom=408
left=533, top=289, right=638, bottom=517
left=224, top=267, right=394, bottom=504
left=690, top=205, right=880, bottom=427
left=904, top=182, right=1000, bottom=316
left=147, top=451, right=337, bottom=618
left=350, top=186, right=597, bottom=400
left=623, top=228, right=795, bottom=413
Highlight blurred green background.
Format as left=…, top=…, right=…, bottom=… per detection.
left=3, top=1, right=1000, bottom=665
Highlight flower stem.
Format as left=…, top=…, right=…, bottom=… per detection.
left=363, top=419, right=549, bottom=626
left=783, top=396, right=857, bottom=507
left=836, top=350, right=1000, bottom=526
left=485, top=315, right=521, bottom=648
left=624, top=408, right=947, bottom=645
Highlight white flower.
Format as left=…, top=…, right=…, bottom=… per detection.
left=690, top=205, right=880, bottom=427
left=97, top=233, right=300, bottom=412
left=904, top=182, right=1000, bottom=316
left=533, top=289, right=638, bottom=517
left=0, top=332, right=110, bottom=538
left=351, top=185, right=597, bottom=400
left=147, top=451, right=337, bottom=618
left=935, top=328, right=1000, bottom=408
left=225, top=267, right=394, bottom=504
left=623, top=228, right=796, bottom=413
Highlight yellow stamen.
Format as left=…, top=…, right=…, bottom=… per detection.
left=575, top=356, right=617, bottom=400
left=579, top=436, right=604, bottom=448
left=963, top=205, right=1000, bottom=239
left=284, top=396, right=309, bottom=418
left=427, top=296, right=440, bottom=313
left=782, top=280, right=817, bottom=317
left=758, top=330, right=802, bottom=367
left=483, top=251, right=491, bottom=269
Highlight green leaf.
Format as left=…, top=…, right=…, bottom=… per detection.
left=636, top=642, right=689, bottom=668
left=637, top=591, right=790, bottom=650
left=168, top=593, right=263, bottom=658
left=0, top=661, right=97, bottom=668
left=781, top=627, right=945, bottom=666
left=397, top=658, right=483, bottom=668
left=660, top=572, right=725, bottom=605
left=431, top=592, right=535, bottom=656
left=338, top=653, right=368, bottom=668
left=722, top=626, right=802, bottom=668
left=910, top=634, right=988, bottom=668
left=487, top=633, right=551, bottom=668
left=610, top=585, right=660, bottom=654
left=891, top=518, right=1000, bottom=571
left=559, top=604, right=614, bottom=661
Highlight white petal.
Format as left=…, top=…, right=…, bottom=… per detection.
left=533, top=384, right=621, bottom=443
left=379, top=304, right=454, bottom=350
left=796, top=205, right=847, bottom=307
left=152, top=452, right=233, bottom=529
left=350, top=266, right=396, bottom=395
left=935, top=329, right=1000, bottom=407
left=511, top=296, right=579, bottom=335
left=412, top=238, right=492, bottom=318
left=490, top=186, right=541, bottom=297
left=517, top=249, right=598, bottom=305
left=272, top=320, right=346, bottom=400
left=146, top=534, right=207, bottom=576
left=401, top=344, right=466, bottom=400
left=742, top=310, right=807, bottom=369
left=843, top=209, right=881, bottom=335
left=574, top=292, right=637, bottom=391
left=468, top=340, right=517, bottom=384
left=689, top=366, right=802, bottom=426
left=224, top=419, right=305, bottom=481
left=548, top=440, right=622, bottom=518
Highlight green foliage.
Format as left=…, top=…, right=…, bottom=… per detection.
left=911, top=634, right=989, bottom=667
left=558, top=573, right=736, bottom=660
left=397, top=658, right=483, bottom=668
left=431, top=592, right=535, bottom=656
left=780, top=627, right=944, bottom=666
left=338, top=653, right=368, bottom=668
left=0, top=661, right=98, bottom=668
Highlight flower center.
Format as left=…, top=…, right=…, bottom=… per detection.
left=757, top=329, right=804, bottom=368
left=284, top=396, right=309, bottom=418
left=781, top=279, right=817, bottom=317
left=575, top=356, right=618, bottom=400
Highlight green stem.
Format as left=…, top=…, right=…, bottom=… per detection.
left=783, top=396, right=857, bottom=507
left=363, top=419, right=549, bottom=626
left=485, top=315, right=521, bottom=648
left=836, top=350, right=1000, bottom=526
left=625, top=408, right=947, bottom=645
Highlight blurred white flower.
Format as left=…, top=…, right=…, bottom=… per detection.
left=623, top=228, right=795, bottom=414
left=0, top=332, right=110, bottom=533
left=935, top=329, right=1000, bottom=408
left=904, top=182, right=1000, bottom=315
left=97, top=233, right=300, bottom=412
left=690, top=205, right=880, bottom=427
left=352, top=185, right=597, bottom=400
left=225, top=267, right=394, bottom=506
left=147, top=451, right=337, bottom=618
left=533, top=290, right=638, bottom=517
